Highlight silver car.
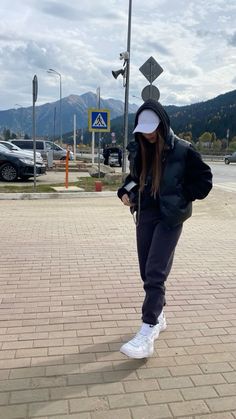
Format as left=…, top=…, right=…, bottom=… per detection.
left=10, top=139, right=74, bottom=161
left=225, top=152, right=236, bottom=164
left=0, top=140, right=43, bottom=163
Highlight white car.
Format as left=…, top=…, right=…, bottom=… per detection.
left=0, top=140, right=43, bottom=164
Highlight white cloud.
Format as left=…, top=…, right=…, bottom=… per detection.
left=0, top=0, right=235, bottom=110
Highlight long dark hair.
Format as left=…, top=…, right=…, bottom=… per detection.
left=138, top=125, right=165, bottom=196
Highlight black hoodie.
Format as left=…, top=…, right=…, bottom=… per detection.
left=118, top=100, right=213, bottom=228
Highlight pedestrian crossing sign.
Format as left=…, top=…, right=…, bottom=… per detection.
left=88, top=109, right=110, bottom=132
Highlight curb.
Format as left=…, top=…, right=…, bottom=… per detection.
left=0, top=191, right=117, bottom=200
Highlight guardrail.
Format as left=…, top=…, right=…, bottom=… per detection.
left=202, top=155, right=224, bottom=161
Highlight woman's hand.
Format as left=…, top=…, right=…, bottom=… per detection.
left=121, top=193, right=131, bottom=206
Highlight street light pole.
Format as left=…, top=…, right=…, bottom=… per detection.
left=47, top=68, right=62, bottom=144
left=32, top=75, right=38, bottom=191
left=123, top=0, right=132, bottom=174
left=53, top=107, right=56, bottom=147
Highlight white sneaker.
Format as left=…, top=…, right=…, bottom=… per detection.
left=120, top=330, right=155, bottom=359
left=150, top=311, right=167, bottom=340
left=120, top=312, right=167, bottom=359
left=158, top=310, right=167, bottom=332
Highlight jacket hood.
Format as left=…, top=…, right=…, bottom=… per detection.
left=133, top=99, right=173, bottom=147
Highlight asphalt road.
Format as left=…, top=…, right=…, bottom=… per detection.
left=209, top=162, right=236, bottom=193
left=0, top=161, right=235, bottom=190
left=210, top=161, right=236, bottom=183
left=43, top=162, right=236, bottom=186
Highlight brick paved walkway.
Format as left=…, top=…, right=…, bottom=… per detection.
left=0, top=187, right=236, bottom=419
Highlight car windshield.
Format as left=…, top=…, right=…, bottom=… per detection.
left=0, top=142, right=12, bottom=150
left=3, top=143, right=27, bottom=152
left=0, top=144, right=9, bottom=152
left=53, top=144, right=61, bottom=150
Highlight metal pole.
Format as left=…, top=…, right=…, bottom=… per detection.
left=149, top=60, right=153, bottom=99
left=91, top=132, right=95, bottom=164
left=59, top=73, right=62, bottom=145
left=53, top=107, right=56, bottom=148
left=33, top=101, right=36, bottom=190
left=226, top=129, right=230, bottom=153
left=81, top=128, right=84, bottom=145
left=97, top=87, right=101, bottom=178
left=123, top=0, right=132, bottom=174
left=47, top=69, right=62, bottom=144
left=32, top=75, right=38, bottom=191
left=73, top=114, right=76, bottom=162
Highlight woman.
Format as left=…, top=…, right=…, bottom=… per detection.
left=117, top=99, right=212, bottom=359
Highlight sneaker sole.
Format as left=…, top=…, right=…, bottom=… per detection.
left=120, top=346, right=154, bottom=359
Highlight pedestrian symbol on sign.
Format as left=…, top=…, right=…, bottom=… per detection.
left=93, top=113, right=107, bottom=128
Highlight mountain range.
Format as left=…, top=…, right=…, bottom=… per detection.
left=0, top=92, right=138, bottom=137
left=0, top=90, right=235, bottom=142
left=105, top=89, right=236, bottom=144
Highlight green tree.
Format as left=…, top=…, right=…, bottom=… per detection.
left=211, top=132, right=216, bottom=145
left=211, top=132, right=217, bottom=143
left=178, top=131, right=193, bottom=143
left=3, top=128, right=11, bottom=140
left=199, top=132, right=212, bottom=142
left=221, top=138, right=227, bottom=150
left=212, top=139, right=221, bottom=152
left=229, top=141, right=236, bottom=152
left=198, top=132, right=212, bottom=150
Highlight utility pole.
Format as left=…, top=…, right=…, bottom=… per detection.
left=32, top=75, right=38, bottom=191
left=123, top=0, right=132, bottom=174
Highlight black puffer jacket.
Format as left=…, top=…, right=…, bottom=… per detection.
left=118, top=99, right=213, bottom=228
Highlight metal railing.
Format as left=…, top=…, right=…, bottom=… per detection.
left=201, top=155, right=225, bottom=161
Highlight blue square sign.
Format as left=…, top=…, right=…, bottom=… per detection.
left=88, top=109, right=110, bottom=132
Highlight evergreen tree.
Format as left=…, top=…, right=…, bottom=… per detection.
left=3, top=128, right=11, bottom=140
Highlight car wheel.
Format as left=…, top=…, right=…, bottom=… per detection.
left=225, top=158, right=230, bottom=164
left=0, top=163, right=18, bottom=181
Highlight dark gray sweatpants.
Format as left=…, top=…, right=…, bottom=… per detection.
left=136, top=208, right=183, bottom=325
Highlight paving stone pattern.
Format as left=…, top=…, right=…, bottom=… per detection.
left=0, top=187, right=236, bottom=419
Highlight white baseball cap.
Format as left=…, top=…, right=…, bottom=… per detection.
left=133, top=109, right=161, bottom=134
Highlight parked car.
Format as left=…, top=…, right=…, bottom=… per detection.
left=9, top=139, right=74, bottom=161
left=224, top=152, right=236, bottom=164
left=108, top=153, right=121, bottom=167
left=103, top=146, right=122, bottom=167
left=0, top=147, right=46, bottom=182
left=0, top=140, right=43, bottom=163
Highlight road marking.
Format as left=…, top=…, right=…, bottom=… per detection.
left=214, top=183, right=236, bottom=192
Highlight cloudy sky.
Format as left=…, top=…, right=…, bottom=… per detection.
left=0, top=0, right=235, bottom=110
